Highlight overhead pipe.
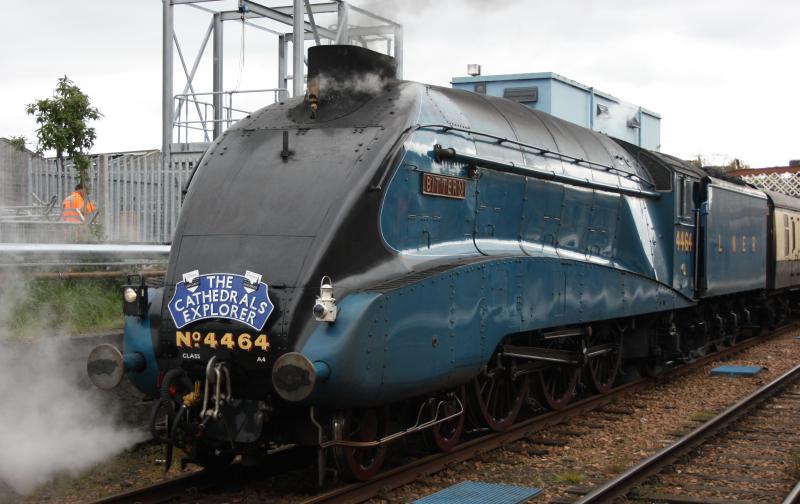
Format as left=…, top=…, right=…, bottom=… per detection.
left=0, top=244, right=171, bottom=266
left=0, top=270, right=166, bottom=280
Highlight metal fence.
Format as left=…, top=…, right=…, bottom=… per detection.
left=26, top=150, right=202, bottom=243
left=736, top=172, right=800, bottom=198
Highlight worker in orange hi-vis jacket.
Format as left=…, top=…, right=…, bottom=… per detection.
left=62, top=183, right=97, bottom=241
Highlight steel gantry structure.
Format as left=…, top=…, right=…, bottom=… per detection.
left=161, top=0, right=402, bottom=165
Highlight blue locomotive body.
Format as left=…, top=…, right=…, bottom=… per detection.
left=89, top=46, right=797, bottom=478
left=299, top=84, right=702, bottom=406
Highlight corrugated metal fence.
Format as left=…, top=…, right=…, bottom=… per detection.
left=28, top=151, right=201, bottom=243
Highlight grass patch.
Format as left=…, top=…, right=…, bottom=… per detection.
left=690, top=410, right=716, bottom=422
left=2, top=277, right=123, bottom=339
left=551, top=471, right=586, bottom=484
left=602, top=455, right=631, bottom=474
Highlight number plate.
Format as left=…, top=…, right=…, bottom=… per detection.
left=175, top=331, right=271, bottom=352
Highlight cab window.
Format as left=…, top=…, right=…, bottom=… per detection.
left=676, top=175, right=695, bottom=220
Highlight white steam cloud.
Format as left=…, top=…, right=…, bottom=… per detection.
left=317, top=71, right=389, bottom=96
left=0, top=275, right=146, bottom=496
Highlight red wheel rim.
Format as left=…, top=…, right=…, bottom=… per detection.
left=428, top=386, right=466, bottom=452
left=535, top=365, right=579, bottom=410
left=473, top=357, right=529, bottom=431
left=587, top=327, right=622, bottom=394
left=334, top=408, right=388, bottom=481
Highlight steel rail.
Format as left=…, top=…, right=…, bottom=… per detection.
left=783, top=479, right=800, bottom=504
left=88, top=469, right=213, bottom=504
left=301, top=326, right=795, bottom=504
left=578, top=354, right=800, bottom=502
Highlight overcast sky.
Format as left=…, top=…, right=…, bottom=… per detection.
left=0, top=0, right=797, bottom=167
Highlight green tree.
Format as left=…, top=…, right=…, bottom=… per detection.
left=689, top=154, right=704, bottom=168
left=26, top=76, right=102, bottom=188
left=7, top=135, right=27, bottom=152
left=723, top=158, right=750, bottom=172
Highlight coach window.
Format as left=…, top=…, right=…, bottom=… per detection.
left=785, top=214, right=791, bottom=257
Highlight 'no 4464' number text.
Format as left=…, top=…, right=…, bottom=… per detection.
left=176, top=331, right=270, bottom=351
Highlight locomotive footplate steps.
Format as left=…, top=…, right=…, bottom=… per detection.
left=310, top=392, right=466, bottom=484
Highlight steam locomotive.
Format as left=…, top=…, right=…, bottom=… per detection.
left=87, top=45, right=800, bottom=482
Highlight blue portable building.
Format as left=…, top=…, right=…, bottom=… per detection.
left=451, top=72, right=661, bottom=151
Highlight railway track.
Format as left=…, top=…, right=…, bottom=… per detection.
left=88, top=324, right=796, bottom=504
left=573, top=359, right=800, bottom=503
left=88, top=445, right=312, bottom=504
left=89, top=470, right=215, bottom=504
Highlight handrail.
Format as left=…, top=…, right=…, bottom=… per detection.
left=434, top=145, right=661, bottom=199
left=172, top=88, right=289, bottom=145
left=417, top=123, right=656, bottom=189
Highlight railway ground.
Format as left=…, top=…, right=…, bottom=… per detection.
left=371, top=328, right=800, bottom=504
left=581, top=366, right=800, bottom=503
left=7, top=327, right=800, bottom=504
left=0, top=331, right=166, bottom=504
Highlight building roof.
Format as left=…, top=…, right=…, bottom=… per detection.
left=451, top=72, right=661, bottom=118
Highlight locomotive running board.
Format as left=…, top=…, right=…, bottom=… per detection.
left=502, top=343, right=615, bottom=365
left=502, top=345, right=580, bottom=365
left=542, top=328, right=586, bottom=340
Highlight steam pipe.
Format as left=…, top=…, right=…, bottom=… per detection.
left=0, top=270, right=166, bottom=280
left=0, top=244, right=170, bottom=262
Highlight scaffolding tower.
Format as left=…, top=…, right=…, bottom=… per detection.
left=162, top=0, right=402, bottom=166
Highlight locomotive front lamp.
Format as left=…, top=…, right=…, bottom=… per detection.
left=122, top=276, right=149, bottom=317
left=123, top=287, right=137, bottom=303
left=313, top=276, right=338, bottom=322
